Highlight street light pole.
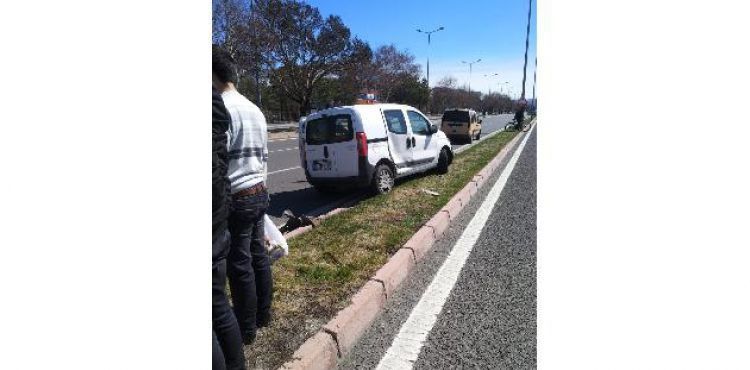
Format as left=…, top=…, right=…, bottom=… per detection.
left=483, top=73, right=499, bottom=95
left=417, top=26, right=444, bottom=87
left=520, top=0, right=533, bottom=100
left=462, top=58, right=482, bottom=91
left=532, top=56, right=537, bottom=103
left=250, top=0, right=262, bottom=108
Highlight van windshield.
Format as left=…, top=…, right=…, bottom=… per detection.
left=442, top=111, right=470, bottom=122
left=306, top=114, right=354, bottom=145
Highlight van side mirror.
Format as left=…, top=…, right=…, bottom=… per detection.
left=430, top=124, right=438, bottom=134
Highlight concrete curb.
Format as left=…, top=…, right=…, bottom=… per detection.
left=278, top=120, right=535, bottom=370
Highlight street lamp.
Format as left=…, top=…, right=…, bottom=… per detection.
left=502, top=82, right=512, bottom=112
left=502, top=82, right=515, bottom=101
left=250, top=0, right=262, bottom=107
left=483, top=73, right=499, bottom=95
left=462, top=58, right=482, bottom=91
left=416, top=26, right=444, bottom=87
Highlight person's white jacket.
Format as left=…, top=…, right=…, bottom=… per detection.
left=222, top=89, right=268, bottom=193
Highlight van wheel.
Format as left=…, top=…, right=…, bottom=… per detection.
left=371, top=164, right=395, bottom=195
left=475, top=130, right=482, bottom=140
left=437, top=148, right=450, bottom=174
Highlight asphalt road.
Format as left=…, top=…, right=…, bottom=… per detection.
left=265, top=113, right=515, bottom=226
left=337, top=125, right=536, bottom=369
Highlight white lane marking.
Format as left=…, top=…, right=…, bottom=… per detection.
left=268, top=137, right=297, bottom=143
left=268, top=147, right=298, bottom=154
left=375, top=124, right=535, bottom=370
left=267, top=166, right=301, bottom=175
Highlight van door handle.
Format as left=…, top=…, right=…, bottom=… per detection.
left=323, top=146, right=329, bottom=158
left=411, top=137, right=416, bottom=147
left=406, top=138, right=411, bottom=149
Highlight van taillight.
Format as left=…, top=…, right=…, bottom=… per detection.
left=356, top=132, right=367, bottom=157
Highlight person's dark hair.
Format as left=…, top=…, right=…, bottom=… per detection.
left=212, top=46, right=237, bottom=85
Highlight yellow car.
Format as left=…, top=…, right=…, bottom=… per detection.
left=440, top=108, right=482, bottom=144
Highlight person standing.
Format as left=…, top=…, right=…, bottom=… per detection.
left=212, top=48, right=273, bottom=345
left=514, top=98, right=527, bottom=130
left=212, top=88, right=247, bottom=370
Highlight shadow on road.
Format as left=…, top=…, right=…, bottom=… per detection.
left=266, top=186, right=374, bottom=228
left=267, top=169, right=444, bottom=226
left=267, top=187, right=341, bottom=219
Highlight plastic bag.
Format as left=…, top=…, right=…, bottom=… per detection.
left=264, top=214, right=288, bottom=262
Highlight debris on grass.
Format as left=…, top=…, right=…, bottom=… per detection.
left=421, top=188, right=440, bottom=196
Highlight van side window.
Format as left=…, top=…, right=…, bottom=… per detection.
left=383, top=110, right=407, bottom=134
left=407, top=111, right=430, bottom=135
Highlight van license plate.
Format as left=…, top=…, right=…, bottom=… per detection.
left=312, top=159, right=331, bottom=171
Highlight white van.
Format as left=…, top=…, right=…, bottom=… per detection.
left=298, top=104, right=454, bottom=194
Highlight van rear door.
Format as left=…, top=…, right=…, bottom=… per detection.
left=441, top=110, right=470, bottom=136
left=304, top=113, right=358, bottom=178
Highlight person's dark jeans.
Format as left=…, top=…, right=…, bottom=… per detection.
left=212, top=330, right=226, bottom=370
left=213, top=249, right=246, bottom=370
left=514, top=111, right=525, bottom=130
left=228, top=188, right=272, bottom=342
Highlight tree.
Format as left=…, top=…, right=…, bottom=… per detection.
left=429, top=75, right=485, bottom=112
left=254, top=0, right=369, bottom=116
left=213, top=0, right=266, bottom=105
left=390, top=76, right=430, bottom=111
left=437, top=76, right=458, bottom=89
left=212, top=0, right=250, bottom=55
left=481, top=92, right=513, bottom=114
left=370, top=45, right=421, bottom=102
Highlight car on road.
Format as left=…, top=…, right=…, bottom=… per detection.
left=440, top=108, right=482, bottom=144
left=299, top=104, right=454, bottom=194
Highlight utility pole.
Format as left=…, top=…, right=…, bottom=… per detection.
left=462, top=58, right=482, bottom=91
left=532, top=56, right=537, bottom=104
left=250, top=0, right=262, bottom=108
left=520, top=0, right=533, bottom=100
left=416, top=26, right=444, bottom=87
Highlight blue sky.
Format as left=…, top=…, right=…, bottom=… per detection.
left=311, top=0, right=536, bottom=98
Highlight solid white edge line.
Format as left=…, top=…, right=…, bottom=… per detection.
left=375, top=124, right=535, bottom=370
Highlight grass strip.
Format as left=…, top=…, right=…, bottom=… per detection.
left=246, top=128, right=521, bottom=369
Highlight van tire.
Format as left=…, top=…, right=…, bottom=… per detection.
left=371, top=164, right=395, bottom=195
left=437, top=148, right=450, bottom=174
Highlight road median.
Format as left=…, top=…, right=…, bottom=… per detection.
left=247, top=120, right=533, bottom=369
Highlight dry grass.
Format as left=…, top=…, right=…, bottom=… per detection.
left=244, top=130, right=518, bottom=369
